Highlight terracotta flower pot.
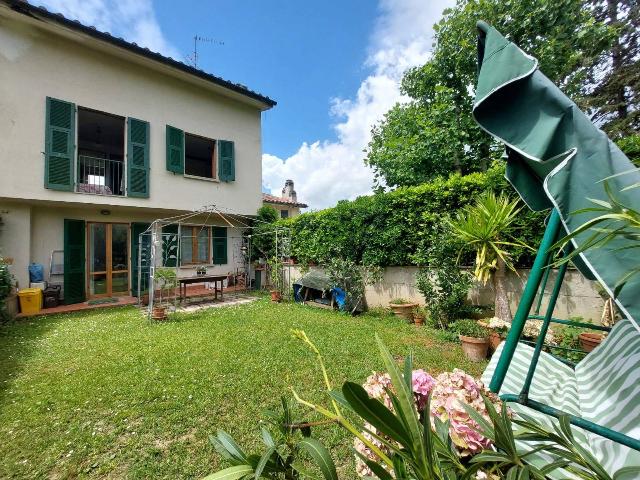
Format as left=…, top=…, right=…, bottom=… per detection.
left=389, top=303, right=417, bottom=322
left=152, top=306, right=166, bottom=321
left=488, top=332, right=502, bottom=352
left=413, top=313, right=425, bottom=326
left=459, top=335, right=489, bottom=362
left=270, top=290, right=282, bottom=302
left=579, top=332, right=604, bottom=353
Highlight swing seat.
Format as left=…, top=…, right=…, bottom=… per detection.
left=482, top=319, right=640, bottom=477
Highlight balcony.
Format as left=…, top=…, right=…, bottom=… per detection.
left=76, top=155, right=125, bottom=196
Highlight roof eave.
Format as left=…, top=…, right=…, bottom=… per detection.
left=2, top=0, right=276, bottom=111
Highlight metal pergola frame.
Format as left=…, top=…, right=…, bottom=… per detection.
left=135, top=204, right=291, bottom=319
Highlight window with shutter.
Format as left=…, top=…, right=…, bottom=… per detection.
left=166, top=125, right=184, bottom=174
left=217, top=140, right=235, bottom=182
left=212, top=226, right=228, bottom=264
left=127, top=118, right=150, bottom=198
left=45, top=97, right=75, bottom=191
left=63, top=219, right=85, bottom=304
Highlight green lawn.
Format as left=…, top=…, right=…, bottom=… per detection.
left=0, top=298, right=486, bottom=479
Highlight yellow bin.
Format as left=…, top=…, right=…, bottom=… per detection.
left=18, top=288, right=43, bottom=315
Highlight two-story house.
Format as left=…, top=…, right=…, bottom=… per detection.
left=0, top=0, right=275, bottom=303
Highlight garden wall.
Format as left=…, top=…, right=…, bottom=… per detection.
left=286, top=266, right=606, bottom=323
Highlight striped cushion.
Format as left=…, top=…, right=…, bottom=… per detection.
left=575, top=319, right=640, bottom=474
left=482, top=319, right=640, bottom=477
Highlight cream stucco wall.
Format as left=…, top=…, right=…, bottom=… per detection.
left=0, top=200, right=246, bottom=294
left=0, top=11, right=265, bottom=215
left=265, top=203, right=302, bottom=218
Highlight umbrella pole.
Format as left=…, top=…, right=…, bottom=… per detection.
left=489, top=208, right=563, bottom=393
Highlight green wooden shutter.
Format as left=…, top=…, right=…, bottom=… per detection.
left=166, top=125, right=184, bottom=174
left=63, top=219, right=85, bottom=304
left=45, top=97, right=75, bottom=191
left=212, top=226, right=227, bottom=264
left=127, top=118, right=150, bottom=198
left=218, top=140, right=235, bottom=182
left=162, top=224, right=179, bottom=267
left=131, top=223, right=151, bottom=297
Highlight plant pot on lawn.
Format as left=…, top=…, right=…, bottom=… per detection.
left=152, top=305, right=167, bottom=321
left=413, top=309, right=426, bottom=326
left=270, top=290, right=282, bottom=302
left=579, top=332, right=605, bottom=352
left=488, top=332, right=502, bottom=352
left=452, top=319, right=491, bottom=361
left=389, top=299, right=417, bottom=322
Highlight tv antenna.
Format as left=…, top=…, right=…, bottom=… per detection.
left=186, top=35, right=224, bottom=69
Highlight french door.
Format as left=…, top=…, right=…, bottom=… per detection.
left=87, top=222, right=130, bottom=298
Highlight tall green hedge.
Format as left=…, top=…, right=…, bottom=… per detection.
left=279, top=163, right=546, bottom=267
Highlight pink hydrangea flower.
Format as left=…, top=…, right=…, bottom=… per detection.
left=411, top=369, right=435, bottom=410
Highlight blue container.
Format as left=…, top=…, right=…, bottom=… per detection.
left=28, top=263, right=44, bottom=283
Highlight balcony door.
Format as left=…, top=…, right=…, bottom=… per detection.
left=87, top=223, right=129, bottom=298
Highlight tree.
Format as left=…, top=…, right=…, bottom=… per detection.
left=365, top=0, right=613, bottom=188
left=584, top=0, right=639, bottom=137
left=447, top=191, right=529, bottom=322
left=251, top=206, right=279, bottom=261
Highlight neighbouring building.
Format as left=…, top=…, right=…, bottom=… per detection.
left=0, top=0, right=275, bottom=303
left=262, top=180, right=308, bottom=218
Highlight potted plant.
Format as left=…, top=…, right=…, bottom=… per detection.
left=267, top=256, right=284, bottom=302
left=579, top=332, right=605, bottom=352
left=153, top=267, right=177, bottom=320
left=413, top=306, right=426, bottom=326
left=452, top=319, right=490, bottom=361
left=481, top=317, right=511, bottom=352
left=388, top=298, right=417, bottom=322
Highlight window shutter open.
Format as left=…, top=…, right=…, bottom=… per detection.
left=63, top=219, right=85, bottom=304
left=212, top=226, right=227, bottom=264
left=45, top=97, right=75, bottom=191
left=127, top=118, right=150, bottom=198
left=166, top=125, right=184, bottom=174
left=217, top=140, right=235, bottom=182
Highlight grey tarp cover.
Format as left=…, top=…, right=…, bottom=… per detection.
left=294, top=270, right=332, bottom=292
left=474, top=22, right=640, bottom=331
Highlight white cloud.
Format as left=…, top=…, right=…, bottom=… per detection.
left=33, top=0, right=180, bottom=59
left=263, top=0, right=454, bottom=210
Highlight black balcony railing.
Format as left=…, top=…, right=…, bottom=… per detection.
left=76, top=156, right=125, bottom=196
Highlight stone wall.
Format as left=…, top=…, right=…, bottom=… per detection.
left=286, top=265, right=606, bottom=322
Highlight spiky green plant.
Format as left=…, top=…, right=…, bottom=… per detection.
left=447, top=191, right=529, bottom=321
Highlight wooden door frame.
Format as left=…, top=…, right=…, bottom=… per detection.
left=86, top=222, right=130, bottom=298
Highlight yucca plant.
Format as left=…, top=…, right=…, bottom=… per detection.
left=447, top=191, right=529, bottom=321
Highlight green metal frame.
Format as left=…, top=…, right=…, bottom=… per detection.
left=489, top=208, right=640, bottom=453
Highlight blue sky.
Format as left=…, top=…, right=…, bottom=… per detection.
left=155, top=0, right=377, bottom=159
left=35, top=0, right=452, bottom=208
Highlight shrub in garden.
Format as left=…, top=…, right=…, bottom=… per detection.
left=0, top=255, right=13, bottom=321
left=451, top=319, right=490, bottom=339
left=281, top=163, right=544, bottom=268
left=414, top=220, right=472, bottom=329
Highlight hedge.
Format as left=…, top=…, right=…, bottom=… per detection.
left=279, top=163, right=546, bottom=267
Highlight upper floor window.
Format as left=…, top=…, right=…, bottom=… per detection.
left=184, top=133, right=216, bottom=179
left=77, top=107, right=125, bottom=196
left=280, top=210, right=289, bottom=219
left=166, top=125, right=235, bottom=182
left=44, top=97, right=150, bottom=198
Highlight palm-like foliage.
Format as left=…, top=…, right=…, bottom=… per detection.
left=447, top=191, right=526, bottom=284
left=551, top=181, right=640, bottom=296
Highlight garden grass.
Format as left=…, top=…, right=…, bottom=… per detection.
left=0, top=298, right=486, bottom=479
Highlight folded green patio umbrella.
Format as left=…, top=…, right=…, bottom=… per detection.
left=473, top=21, right=640, bottom=331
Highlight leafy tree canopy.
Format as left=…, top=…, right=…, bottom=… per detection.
left=365, top=0, right=614, bottom=188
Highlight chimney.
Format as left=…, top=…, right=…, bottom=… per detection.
left=282, top=179, right=297, bottom=202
